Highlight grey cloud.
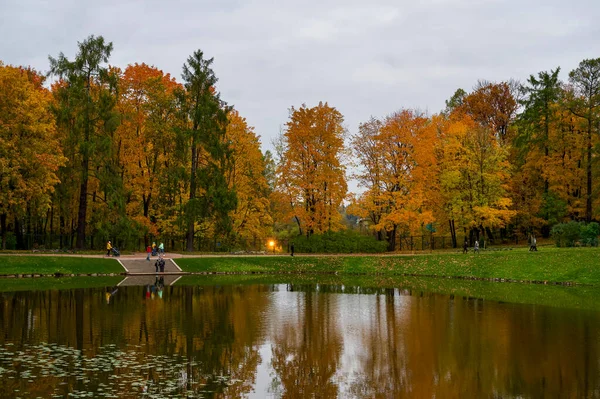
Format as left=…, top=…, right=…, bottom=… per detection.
left=1, top=0, right=599, bottom=159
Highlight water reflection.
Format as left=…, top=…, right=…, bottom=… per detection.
left=0, top=282, right=599, bottom=398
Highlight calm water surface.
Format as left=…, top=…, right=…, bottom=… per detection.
left=0, top=277, right=599, bottom=398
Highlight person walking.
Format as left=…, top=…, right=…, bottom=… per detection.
left=530, top=236, right=538, bottom=252
left=290, top=242, right=295, bottom=257
left=106, top=241, right=112, bottom=257
left=146, top=245, right=152, bottom=261
left=462, top=239, right=468, bottom=254
left=159, top=242, right=164, bottom=255
left=474, top=240, right=479, bottom=253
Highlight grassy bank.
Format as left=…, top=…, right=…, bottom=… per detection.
left=0, top=276, right=124, bottom=292
left=0, top=256, right=123, bottom=275
left=176, top=247, right=600, bottom=285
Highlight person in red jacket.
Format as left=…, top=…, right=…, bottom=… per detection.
left=146, top=245, right=151, bottom=261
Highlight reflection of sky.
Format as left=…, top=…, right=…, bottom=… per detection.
left=336, top=292, right=412, bottom=397
left=250, top=344, right=277, bottom=399
left=249, top=285, right=413, bottom=397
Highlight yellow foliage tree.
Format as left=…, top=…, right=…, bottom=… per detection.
left=0, top=63, right=66, bottom=248
left=116, top=63, right=181, bottom=242
left=276, top=102, right=348, bottom=236
left=438, top=113, right=515, bottom=243
left=351, top=110, right=438, bottom=250
left=225, top=110, right=273, bottom=249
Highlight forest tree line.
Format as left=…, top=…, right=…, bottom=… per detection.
left=0, top=35, right=598, bottom=251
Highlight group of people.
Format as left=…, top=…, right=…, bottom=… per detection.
left=462, top=239, right=480, bottom=254
left=462, top=235, right=539, bottom=252
left=106, top=240, right=166, bottom=258
left=146, top=241, right=167, bottom=272
left=146, top=241, right=165, bottom=260
left=154, top=255, right=166, bottom=273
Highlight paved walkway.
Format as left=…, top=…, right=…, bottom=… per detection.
left=117, top=256, right=183, bottom=275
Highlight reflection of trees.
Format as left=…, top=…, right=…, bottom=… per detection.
left=344, top=291, right=600, bottom=398
left=1, top=285, right=600, bottom=397
left=0, top=284, right=272, bottom=396
left=270, top=286, right=343, bottom=398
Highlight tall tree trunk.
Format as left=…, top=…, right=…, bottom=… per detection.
left=294, top=215, right=303, bottom=236
left=143, top=193, right=152, bottom=248
left=186, top=145, right=197, bottom=252
left=0, top=213, right=6, bottom=250
left=449, top=219, right=457, bottom=248
left=60, top=216, right=65, bottom=248
left=387, top=225, right=397, bottom=251
left=586, top=120, right=592, bottom=222
left=76, top=157, right=89, bottom=249
left=14, top=216, right=24, bottom=250
left=544, top=117, right=549, bottom=193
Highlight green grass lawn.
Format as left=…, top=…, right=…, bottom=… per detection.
left=0, top=276, right=124, bottom=292
left=0, top=256, right=123, bottom=275
left=176, top=247, right=600, bottom=285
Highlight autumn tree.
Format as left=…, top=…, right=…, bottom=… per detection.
left=351, top=110, right=438, bottom=250
left=513, top=68, right=564, bottom=235
left=225, top=110, right=272, bottom=248
left=49, top=35, right=120, bottom=249
left=116, top=63, right=181, bottom=245
left=444, top=88, right=467, bottom=115
left=276, top=102, right=348, bottom=237
left=349, top=117, right=386, bottom=241
left=567, top=58, right=600, bottom=222
left=438, top=114, right=515, bottom=243
left=177, top=50, right=236, bottom=251
left=461, top=81, right=519, bottom=145
left=0, top=64, right=66, bottom=249
left=547, top=109, right=586, bottom=219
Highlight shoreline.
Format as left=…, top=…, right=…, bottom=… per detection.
left=0, top=247, right=598, bottom=286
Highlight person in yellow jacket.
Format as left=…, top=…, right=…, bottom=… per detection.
left=106, top=241, right=112, bottom=257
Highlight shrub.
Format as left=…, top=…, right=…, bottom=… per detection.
left=580, top=222, right=600, bottom=247
left=551, top=221, right=600, bottom=247
left=292, top=230, right=388, bottom=254
left=4, top=232, right=16, bottom=250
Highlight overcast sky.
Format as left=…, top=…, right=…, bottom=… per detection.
left=2, top=0, right=599, bottom=158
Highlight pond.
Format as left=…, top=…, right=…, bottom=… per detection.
left=0, top=275, right=599, bottom=398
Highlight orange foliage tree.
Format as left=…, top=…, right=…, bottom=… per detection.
left=116, top=63, right=181, bottom=244
left=225, top=110, right=273, bottom=249
left=276, top=102, right=348, bottom=237
left=349, top=117, right=386, bottom=241
left=351, top=110, right=438, bottom=250
left=0, top=64, right=66, bottom=249
left=461, top=81, right=519, bottom=146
